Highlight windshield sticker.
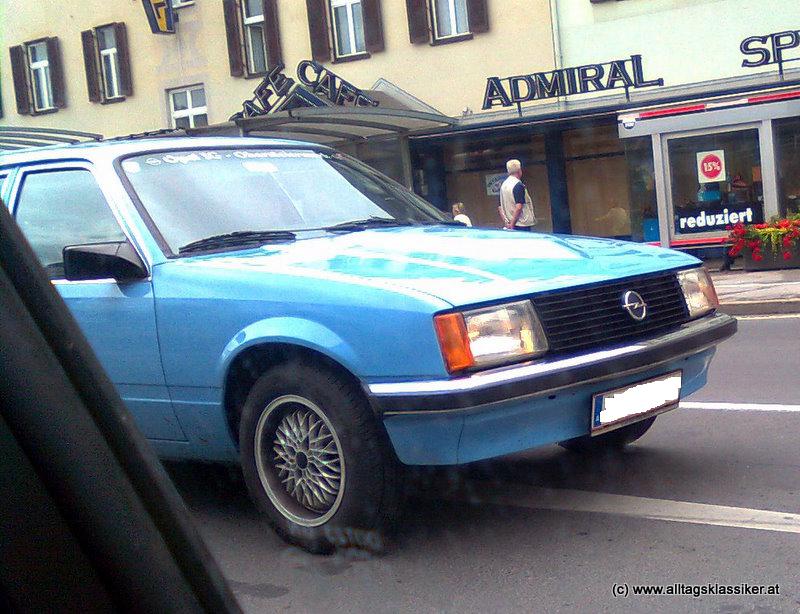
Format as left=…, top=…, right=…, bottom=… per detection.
left=242, top=160, right=279, bottom=174
left=142, top=150, right=320, bottom=166
left=121, top=160, right=141, bottom=173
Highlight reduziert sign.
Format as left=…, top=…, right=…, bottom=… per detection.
left=482, top=55, right=664, bottom=110
left=677, top=205, right=762, bottom=233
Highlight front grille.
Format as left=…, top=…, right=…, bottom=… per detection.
left=532, top=271, right=689, bottom=355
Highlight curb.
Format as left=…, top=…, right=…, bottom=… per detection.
left=719, top=299, right=800, bottom=316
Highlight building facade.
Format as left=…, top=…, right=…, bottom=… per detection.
left=3, top=0, right=800, bottom=254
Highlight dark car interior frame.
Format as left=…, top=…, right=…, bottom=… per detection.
left=0, top=198, right=241, bottom=613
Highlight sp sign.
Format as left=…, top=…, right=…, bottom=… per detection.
left=142, top=0, right=176, bottom=34
left=697, top=150, right=726, bottom=184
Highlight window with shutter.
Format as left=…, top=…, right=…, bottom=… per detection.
left=45, top=37, right=65, bottom=108
left=330, top=0, right=366, bottom=58
left=431, top=0, right=469, bottom=40
left=405, top=0, right=430, bottom=44
left=466, top=0, right=489, bottom=34
left=9, top=45, right=32, bottom=115
left=114, top=23, right=133, bottom=97
left=262, top=0, right=283, bottom=69
left=306, top=0, right=332, bottom=62
left=81, top=30, right=102, bottom=103
left=96, top=26, right=123, bottom=100
left=81, top=24, right=132, bottom=104
left=26, top=40, right=55, bottom=112
left=224, top=1, right=282, bottom=78
left=361, top=0, right=384, bottom=53
left=222, top=0, right=245, bottom=76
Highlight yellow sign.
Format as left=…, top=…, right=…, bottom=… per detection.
left=142, top=0, right=175, bottom=34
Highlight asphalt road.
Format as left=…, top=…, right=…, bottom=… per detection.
left=167, top=315, right=800, bottom=614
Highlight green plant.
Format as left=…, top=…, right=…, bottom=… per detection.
left=727, top=214, right=800, bottom=262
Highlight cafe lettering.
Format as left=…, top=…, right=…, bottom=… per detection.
left=482, top=54, right=664, bottom=110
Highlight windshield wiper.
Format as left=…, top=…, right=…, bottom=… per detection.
left=178, top=230, right=296, bottom=254
left=323, top=217, right=409, bottom=232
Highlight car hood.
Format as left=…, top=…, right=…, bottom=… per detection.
left=186, top=226, right=698, bottom=307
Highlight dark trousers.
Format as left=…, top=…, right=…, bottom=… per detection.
left=513, top=225, right=534, bottom=231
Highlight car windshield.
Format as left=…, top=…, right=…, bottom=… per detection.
left=120, top=148, right=446, bottom=254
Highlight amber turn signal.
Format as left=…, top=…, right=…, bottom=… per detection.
left=433, top=312, right=475, bottom=373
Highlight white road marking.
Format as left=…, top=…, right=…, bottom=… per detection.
left=443, top=482, right=800, bottom=534
left=733, top=313, right=800, bottom=320
left=680, top=401, right=800, bottom=412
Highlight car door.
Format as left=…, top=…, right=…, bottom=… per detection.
left=11, top=163, right=186, bottom=441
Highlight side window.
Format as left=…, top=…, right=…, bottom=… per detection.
left=14, top=169, right=126, bottom=279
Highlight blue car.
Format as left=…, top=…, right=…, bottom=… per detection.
left=1, top=137, right=735, bottom=552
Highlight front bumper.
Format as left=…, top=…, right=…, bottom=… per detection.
left=368, top=313, right=736, bottom=465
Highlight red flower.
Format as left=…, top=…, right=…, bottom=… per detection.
left=778, top=220, right=792, bottom=229
left=783, top=251, right=793, bottom=261
left=783, top=236, right=793, bottom=247
left=754, top=223, right=769, bottom=229
left=753, top=252, right=764, bottom=262
left=748, top=240, right=761, bottom=249
left=728, top=246, right=741, bottom=257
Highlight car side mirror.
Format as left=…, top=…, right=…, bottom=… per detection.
left=63, top=241, right=148, bottom=282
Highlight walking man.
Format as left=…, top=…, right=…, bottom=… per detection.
left=499, top=159, right=536, bottom=231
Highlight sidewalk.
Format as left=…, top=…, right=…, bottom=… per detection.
left=709, top=265, right=800, bottom=315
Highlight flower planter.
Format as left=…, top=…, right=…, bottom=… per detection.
left=743, top=249, right=800, bottom=271
left=728, top=214, right=800, bottom=271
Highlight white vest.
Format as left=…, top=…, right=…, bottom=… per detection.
left=499, top=176, right=536, bottom=227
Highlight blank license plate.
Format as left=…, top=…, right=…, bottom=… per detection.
left=591, top=371, right=682, bottom=435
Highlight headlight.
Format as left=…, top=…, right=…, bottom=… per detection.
left=434, top=300, right=548, bottom=373
left=677, top=267, right=719, bottom=319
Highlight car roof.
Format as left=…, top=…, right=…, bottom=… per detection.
left=0, top=136, right=330, bottom=169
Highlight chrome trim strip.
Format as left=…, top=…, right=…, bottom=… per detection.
left=368, top=314, right=731, bottom=398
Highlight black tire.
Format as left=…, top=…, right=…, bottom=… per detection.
left=558, top=416, right=657, bottom=454
left=239, top=360, right=400, bottom=554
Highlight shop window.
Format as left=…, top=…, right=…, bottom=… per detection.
left=306, top=0, right=383, bottom=63
left=406, top=0, right=488, bottom=45
left=438, top=133, right=553, bottom=230
left=169, top=85, right=208, bottom=129
left=9, top=38, right=65, bottom=115
left=331, top=0, right=367, bottom=58
left=564, top=125, right=634, bottom=239
left=223, top=0, right=282, bottom=77
left=81, top=24, right=133, bottom=104
left=775, top=117, right=800, bottom=217
left=667, top=129, right=763, bottom=236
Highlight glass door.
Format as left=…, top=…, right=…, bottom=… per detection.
left=664, top=126, right=765, bottom=240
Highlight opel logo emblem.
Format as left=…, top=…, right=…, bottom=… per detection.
left=621, top=290, right=647, bottom=321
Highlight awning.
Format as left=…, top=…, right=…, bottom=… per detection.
left=201, top=104, right=458, bottom=146
left=0, top=126, right=102, bottom=151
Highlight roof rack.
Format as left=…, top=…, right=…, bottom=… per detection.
left=105, top=127, right=187, bottom=141
left=0, top=126, right=103, bottom=151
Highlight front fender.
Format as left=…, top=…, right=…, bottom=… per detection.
left=217, top=316, right=362, bottom=385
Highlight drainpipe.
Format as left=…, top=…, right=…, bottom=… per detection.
left=549, top=0, right=563, bottom=73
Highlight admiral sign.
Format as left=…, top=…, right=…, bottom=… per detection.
left=482, top=54, right=664, bottom=110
